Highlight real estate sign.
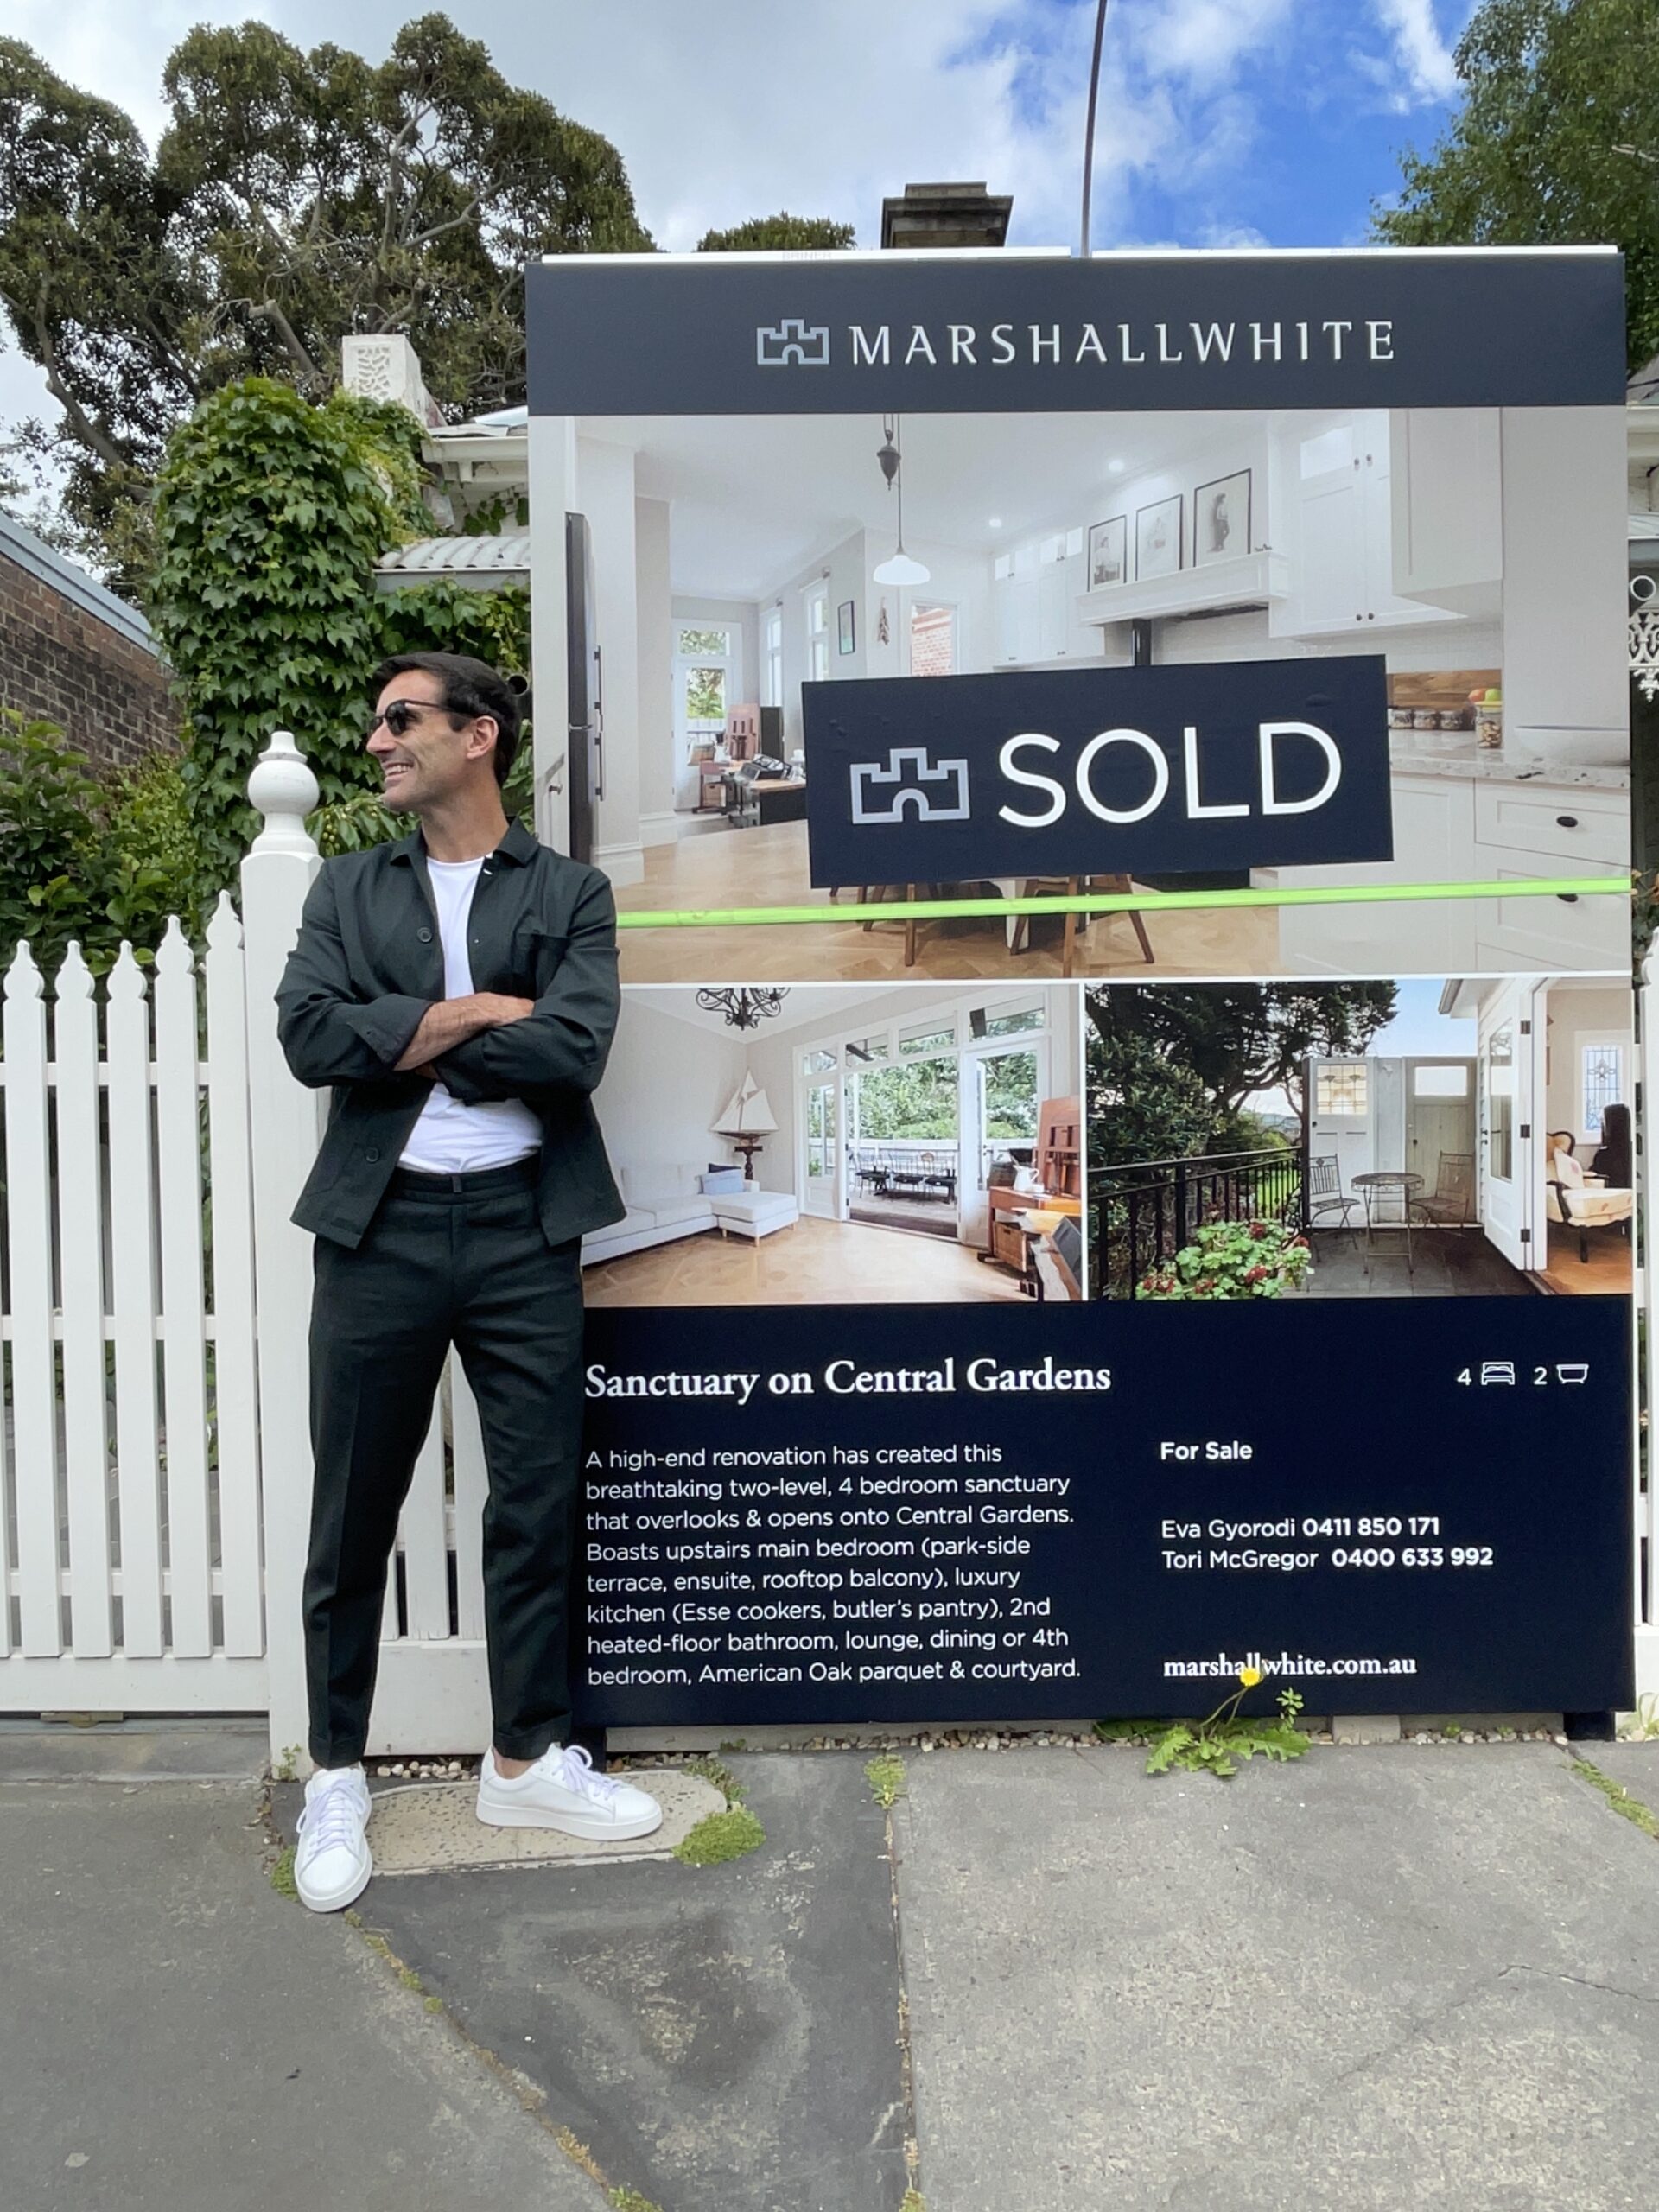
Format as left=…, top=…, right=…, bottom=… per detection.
left=526, top=245, right=1637, bottom=1725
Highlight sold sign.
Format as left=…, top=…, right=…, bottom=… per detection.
left=803, top=657, right=1392, bottom=887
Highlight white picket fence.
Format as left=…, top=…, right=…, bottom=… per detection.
left=0, top=730, right=1656, bottom=1748
left=0, top=907, right=263, bottom=1707
left=0, top=735, right=498, bottom=1752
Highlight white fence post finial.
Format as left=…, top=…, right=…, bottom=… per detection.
left=242, top=728, right=325, bottom=1762
left=248, top=728, right=321, bottom=858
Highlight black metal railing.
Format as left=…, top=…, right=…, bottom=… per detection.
left=1090, top=1147, right=1304, bottom=1299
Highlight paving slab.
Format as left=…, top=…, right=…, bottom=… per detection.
left=272, top=1766, right=723, bottom=1872
left=0, top=1719, right=269, bottom=1784
left=897, top=1742, right=1659, bottom=2212
left=0, top=1781, right=602, bottom=2212
left=1593, top=1739, right=1659, bottom=1802
left=359, top=1751, right=909, bottom=2212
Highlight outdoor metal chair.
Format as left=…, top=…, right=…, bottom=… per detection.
left=1410, top=1152, right=1476, bottom=1230
left=1305, top=1153, right=1358, bottom=1237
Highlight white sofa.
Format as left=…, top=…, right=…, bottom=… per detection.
left=582, top=1163, right=799, bottom=1267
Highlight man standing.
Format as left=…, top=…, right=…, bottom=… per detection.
left=276, top=651, right=660, bottom=1913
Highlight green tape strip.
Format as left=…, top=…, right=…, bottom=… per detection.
left=615, top=877, right=1630, bottom=930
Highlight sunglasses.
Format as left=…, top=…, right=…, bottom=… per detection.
left=365, top=698, right=467, bottom=742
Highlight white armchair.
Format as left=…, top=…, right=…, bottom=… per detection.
left=1546, top=1145, right=1632, bottom=1265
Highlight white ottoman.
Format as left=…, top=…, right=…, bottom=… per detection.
left=709, top=1190, right=800, bottom=1241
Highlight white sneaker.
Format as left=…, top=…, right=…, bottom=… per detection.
left=294, top=1764, right=373, bottom=1911
left=475, top=1744, right=664, bottom=1841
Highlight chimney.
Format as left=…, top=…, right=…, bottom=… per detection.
left=880, top=181, right=1012, bottom=251
left=340, top=334, right=443, bottom=428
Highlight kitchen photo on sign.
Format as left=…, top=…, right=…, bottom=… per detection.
left=1084, top=973, right=1634, bottom=1305
left=442, top=402, right=1629, bottom=984
left=582, top=982, right=1084, bottom=1309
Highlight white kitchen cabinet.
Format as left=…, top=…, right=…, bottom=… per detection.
left=1470, top=779, right=1628, bottom=969
left=1501, top=409, right=1628, bottom=735
left=1472, top=863, right=1628, bottom=970
left=1038, top=558, right=1070, bottom=659
left=993, top=537, right=1098, bottom=664
left=990, top=563, right=1040, bottom=664
left=1276, top=773, right=1475, bottom=975
left=1274, top=411, right=1456, bottom=640
left=1278, top=770, right=1630, bottom=978
left=1389, top=408, right=1503, bottom=615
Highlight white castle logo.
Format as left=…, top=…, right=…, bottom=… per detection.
left=756, top=319, right=831, bottom=366
left=849, top=747, right=972, bottom=824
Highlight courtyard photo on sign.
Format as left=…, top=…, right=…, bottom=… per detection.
left=581, top=982, right=1084, bottom=1307
left=1085, top=975, right=1634, bottom=1301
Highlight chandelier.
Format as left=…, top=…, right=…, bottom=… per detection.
left=696, top=986, right=790, bottom=1030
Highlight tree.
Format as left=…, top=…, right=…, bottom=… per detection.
left=699, top=213, right=855, bottom=253
left=0, top=15, right=652, bottom=583
left=1086, top=1026, right=1221, bottom=1173
left=1374, top=0, right=1659, bottom=374
left=1085, top=982, right=1398, bottom=1130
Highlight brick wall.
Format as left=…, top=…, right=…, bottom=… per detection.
left=0, top=548, right=179, bottom=769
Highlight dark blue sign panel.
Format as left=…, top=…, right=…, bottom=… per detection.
left=801, top=657, right=1392, bottom=887
left=575, top=1297, right=1632, bottom=1727
left=527, top=249, right=1625, bottom=416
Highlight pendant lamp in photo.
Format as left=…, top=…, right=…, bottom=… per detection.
left=873, top=413, right=930, bottom=588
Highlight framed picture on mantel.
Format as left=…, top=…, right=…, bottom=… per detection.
left=1194, top=468, right=1251, bottom=566
left=1135, top=495, right=1182, bottom=582
left=1087, top=515, right=1127, bottom=588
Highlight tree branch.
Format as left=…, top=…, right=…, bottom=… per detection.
left=246, top=297, right=323, bottom=381
left=31, top=308, right=125, bottom=472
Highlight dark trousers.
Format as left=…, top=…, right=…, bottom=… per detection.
left=303, top=1159, right=584, bottom=1768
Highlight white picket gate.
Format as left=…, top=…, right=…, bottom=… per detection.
left=2, top=729, right=1656, bottom=1750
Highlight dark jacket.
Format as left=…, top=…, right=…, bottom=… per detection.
left=276, top=817, right=626, bottom=1250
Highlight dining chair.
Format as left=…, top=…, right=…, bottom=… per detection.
left=1010, top=875, right=1154, bottom=976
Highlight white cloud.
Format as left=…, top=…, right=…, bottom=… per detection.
left=1132, top=0, right=1297, bottom=86
left=1369, top=0, right=1461, bottom=104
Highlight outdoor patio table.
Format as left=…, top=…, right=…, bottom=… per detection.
left=1352, top=1170, right=1424, bottom=1273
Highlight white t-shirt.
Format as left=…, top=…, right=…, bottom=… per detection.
left=398, top=856, right=544, bottom=1173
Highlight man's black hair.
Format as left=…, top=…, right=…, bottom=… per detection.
left=370, top=651, right=524, bottom=787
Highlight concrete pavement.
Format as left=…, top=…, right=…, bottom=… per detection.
left=3, top=1734, right=1657, bottom=2212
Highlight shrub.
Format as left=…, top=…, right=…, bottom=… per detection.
left=149, top=378, right=531, bottom=900
left=0, top=711, right=189, bottom=976
left=1136, top=1217, right=1312, bottom=1300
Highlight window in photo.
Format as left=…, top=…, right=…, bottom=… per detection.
left=1412, top=1063, right=1469, bottom=1097
left=910, top=601, right=957, bottom=677
left=901, top=1020, right=957, bottom=1057
left=805, top=582, right=830, bottom=683
left=1315, top=1064, right=1368, bottom=1116
left=1581, top=1041, right=1624, bottom=1137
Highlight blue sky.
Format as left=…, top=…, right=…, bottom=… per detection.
left=1, top=1, right=1475, bottom=398
left=0, top=2, right=1479, bottom=501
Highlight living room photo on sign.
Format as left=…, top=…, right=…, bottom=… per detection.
left=1084, top=972, right=1634, bottom=1304
left=581, top=982, right=1085, bottom=1307
left=487, top=400, right=1629, bottom=987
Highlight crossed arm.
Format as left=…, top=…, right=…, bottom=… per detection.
left=276, top=864, right=621, bottom=1101
left=392, top=992, right=535, bottom=1076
